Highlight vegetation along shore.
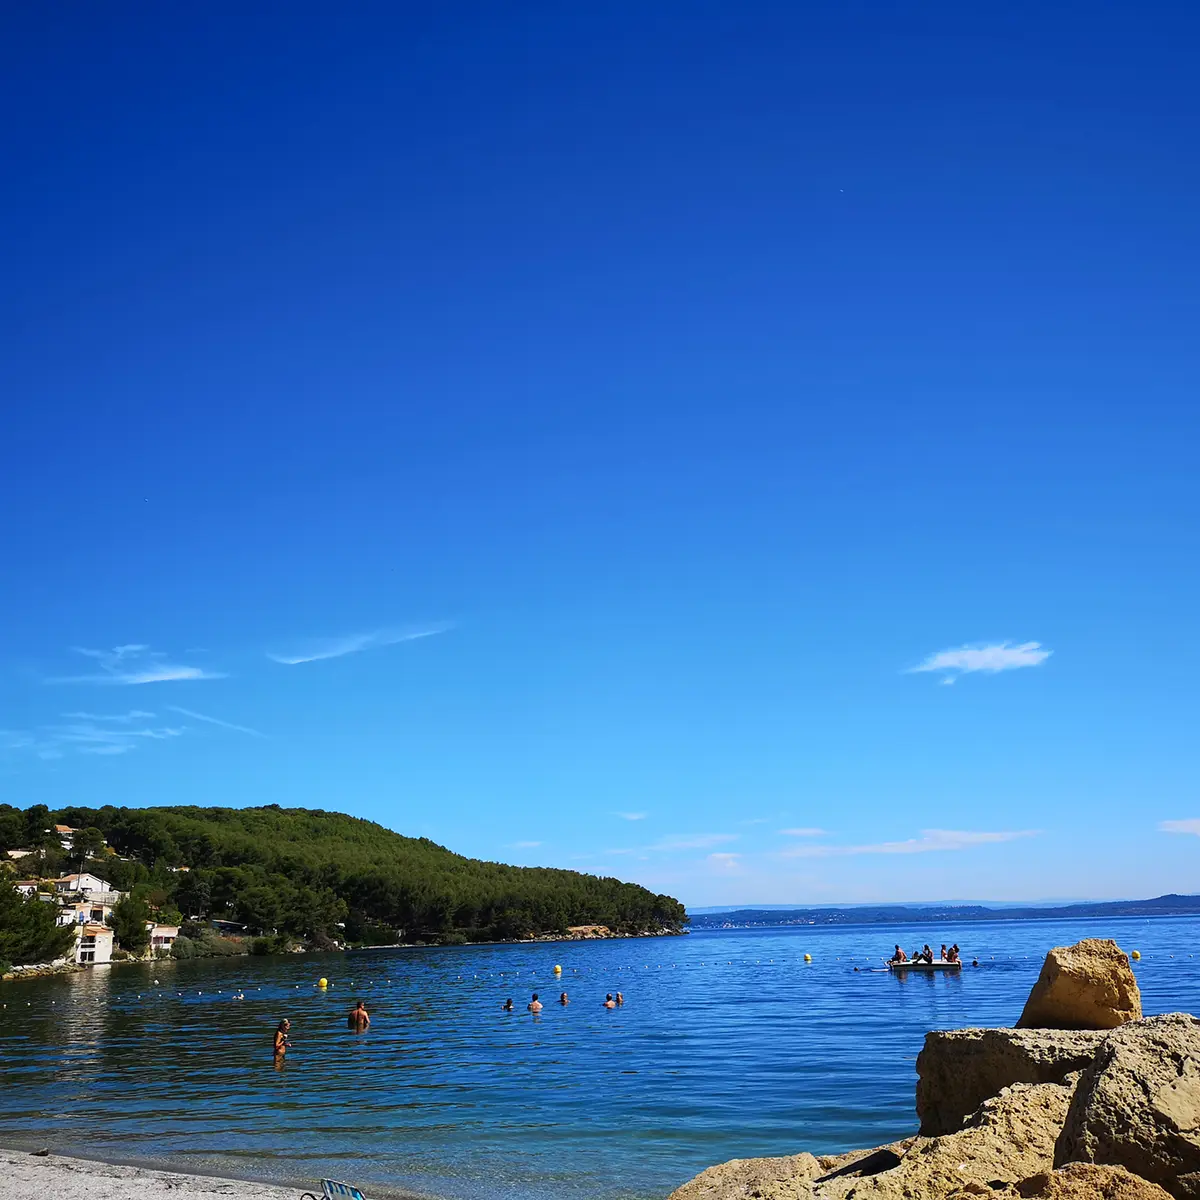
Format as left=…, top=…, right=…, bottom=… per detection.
left=0, top=803, right=686, bottom=975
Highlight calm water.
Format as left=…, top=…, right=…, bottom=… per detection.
left=1, top=917, right=1198, bottom=1200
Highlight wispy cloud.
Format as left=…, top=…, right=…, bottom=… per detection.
left=63, top=710, right=156, bottom=722
left=167, top=705, right=265, bottom=738
left=510, top=840, right=542, bottom=849
left=738, top=817, right=772, bottom=826
left=780, top=829, right=1037, bottom=858
left=651, top=833, right=738, bottom=852
left=707, top=852, right=743, bottom=874
left=614, top=811, right=648, bottom=821
left=49, top=645, right=224, bottom=685
left=2, top=716, right=185, bottom=760
left=267, top=624, right=450, bottom=666
left=778, top=827, right=826, bottom=837
left=1159, top=819, right=1200, bottom=836
left=910, top=641, right=1051, bottom=685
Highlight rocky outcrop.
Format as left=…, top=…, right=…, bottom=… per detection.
left=918, top=1027, right=1106, bottom=1135
left=667, top=1082, right=1073, bottom=1199
left=1057, top=1014, right=1200, bottom=1197
left=949, top=1163, right=1173, bottom=1198
left=1017, top=939, right=1142, bottom=1031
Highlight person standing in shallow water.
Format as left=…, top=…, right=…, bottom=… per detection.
left=273, top=1019, right=292, bottom=1057
left=602, top=994, right=616, bottom=1009
left=347, top=1000, right=370, bottom=1032
left=528, top=993, right=543, bottom=1012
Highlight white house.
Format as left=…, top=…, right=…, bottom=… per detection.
left=54, top=873, right=111, bottom=897
left=58, top=898, right=116, bottom=927
left=74, top=923, right=113, bottom=965
left=54, top=824, right=78, bottom=851
left=13, top=880, right=40, bottom=898
left=147, top=923, right=179, bottom=953
left=6, top=848, right=34, bottom=861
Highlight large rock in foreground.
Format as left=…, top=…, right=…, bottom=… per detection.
left=668, top=1081, right=1073, bottom=1199
left=950, top=1163, right=1173, bottom=1198
left=1017, top=939, right=1142, bottom=1031
left=918, top=1027, right=1106, bottom=1135
left=1057, top=1013, right=1200, bottom=1198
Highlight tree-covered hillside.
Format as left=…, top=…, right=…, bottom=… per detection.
left=0, top=803, right=686, bottom=944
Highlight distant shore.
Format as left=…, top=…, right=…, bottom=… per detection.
left=1, top=1148, right=425, bottom=1200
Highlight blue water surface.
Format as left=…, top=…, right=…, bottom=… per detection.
left=1, top=917, right=1198, bottom=1200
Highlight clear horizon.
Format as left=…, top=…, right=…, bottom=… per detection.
left=2, top=3, right=1198, bottom=907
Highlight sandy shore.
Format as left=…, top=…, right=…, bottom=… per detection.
left=3, top=1150, right=319, bottom=1200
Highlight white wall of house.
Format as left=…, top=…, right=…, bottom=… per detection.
left=147, top=923, right=179, bottom=951
left=55, top=873, right=111, bottom=896
left=75, top=924, right=113, bottom=965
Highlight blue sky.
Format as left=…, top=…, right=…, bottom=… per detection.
left=2, top=2, right=1198, bottom=906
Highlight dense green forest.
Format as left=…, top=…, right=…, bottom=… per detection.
left=0, top=803, right=686, bottom=946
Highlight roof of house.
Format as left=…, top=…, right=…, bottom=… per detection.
left=54, top=825, right=77, bottom=834
left=81, top=923, right=111, bottom=935
left=15, top=880, right=40, bottom=887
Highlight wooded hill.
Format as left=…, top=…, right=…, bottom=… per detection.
left=0, top=803, right=686, bottom=944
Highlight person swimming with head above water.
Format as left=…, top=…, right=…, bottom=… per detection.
left=347, top=1000, right=370, bottom=1032
left=602, top=994, right=616, bottom=1009
left=502, top=998, right=514, bottom=1011
left=559, top=992, right=569, bottom=1005
left=528, top=993, right=543, bottom=1012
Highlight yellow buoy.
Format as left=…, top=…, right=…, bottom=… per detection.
left=554, top=965, right=562, bottom=974
left=1131, top=950, right=1141, bottom=961
left=803, top=953, right=812, bottom=962
left=318, top=977, right=328, bottom=988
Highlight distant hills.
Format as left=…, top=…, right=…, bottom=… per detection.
left=687, top=893, right=1200, bottom=929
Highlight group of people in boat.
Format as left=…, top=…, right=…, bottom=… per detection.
left=888, top=942, right=961, bottom=964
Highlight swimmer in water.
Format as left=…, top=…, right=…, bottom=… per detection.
left=616, top=992, right=624, bottom=1006
left=559, top=992, right=569, bottom=1005
left=528, top=993, right=543, bottom=1013
left=602, top=994, right=616, bottom=1009
left=347, top=1000, right=370, bottom=1032
left=273, top=1019, right=292, bottom=1057
left=503, top=998, right=514, bottom=1011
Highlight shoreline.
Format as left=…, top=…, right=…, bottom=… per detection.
left=1, top=1145, right=432, bottom=1200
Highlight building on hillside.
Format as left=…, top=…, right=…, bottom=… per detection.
left=58, top=898, right=116, bottom=927
left=6, top=848, right=34, bottom=861
left=14, top=880, right=40, bottom=897
left=54, top=824, right=78, bottom=851
left=147, top=923, right=179, bottom=953
left=74, top=923, right=113, bottom=965
left=54, top=873, right=111, bottom=897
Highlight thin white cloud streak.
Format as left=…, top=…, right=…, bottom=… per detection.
left=63, top=711, right=156, bottom=722
left=910, top=641, right=1051, bottom=682
left=651, top=833, right=738, bottom=852
left=778, top=827, right=826, bottom=837
left=2, top=718, right=186, bottom=760
left=780, top=829, right=1037, bottom=858
left=1159, top=819, right=1200, bottom=836
left=48, top=645, right=223, bottom=685
left=614, top=812, right=648, bottom=821
left=707, top=852, right=743, bottom=875
left=510, top=841, right=542, bottom=849
left=167, top=706, right=266, bottom=738
left=267, top=624, right=450, bottom=665
left=607, top=833, right=738, bottom=856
